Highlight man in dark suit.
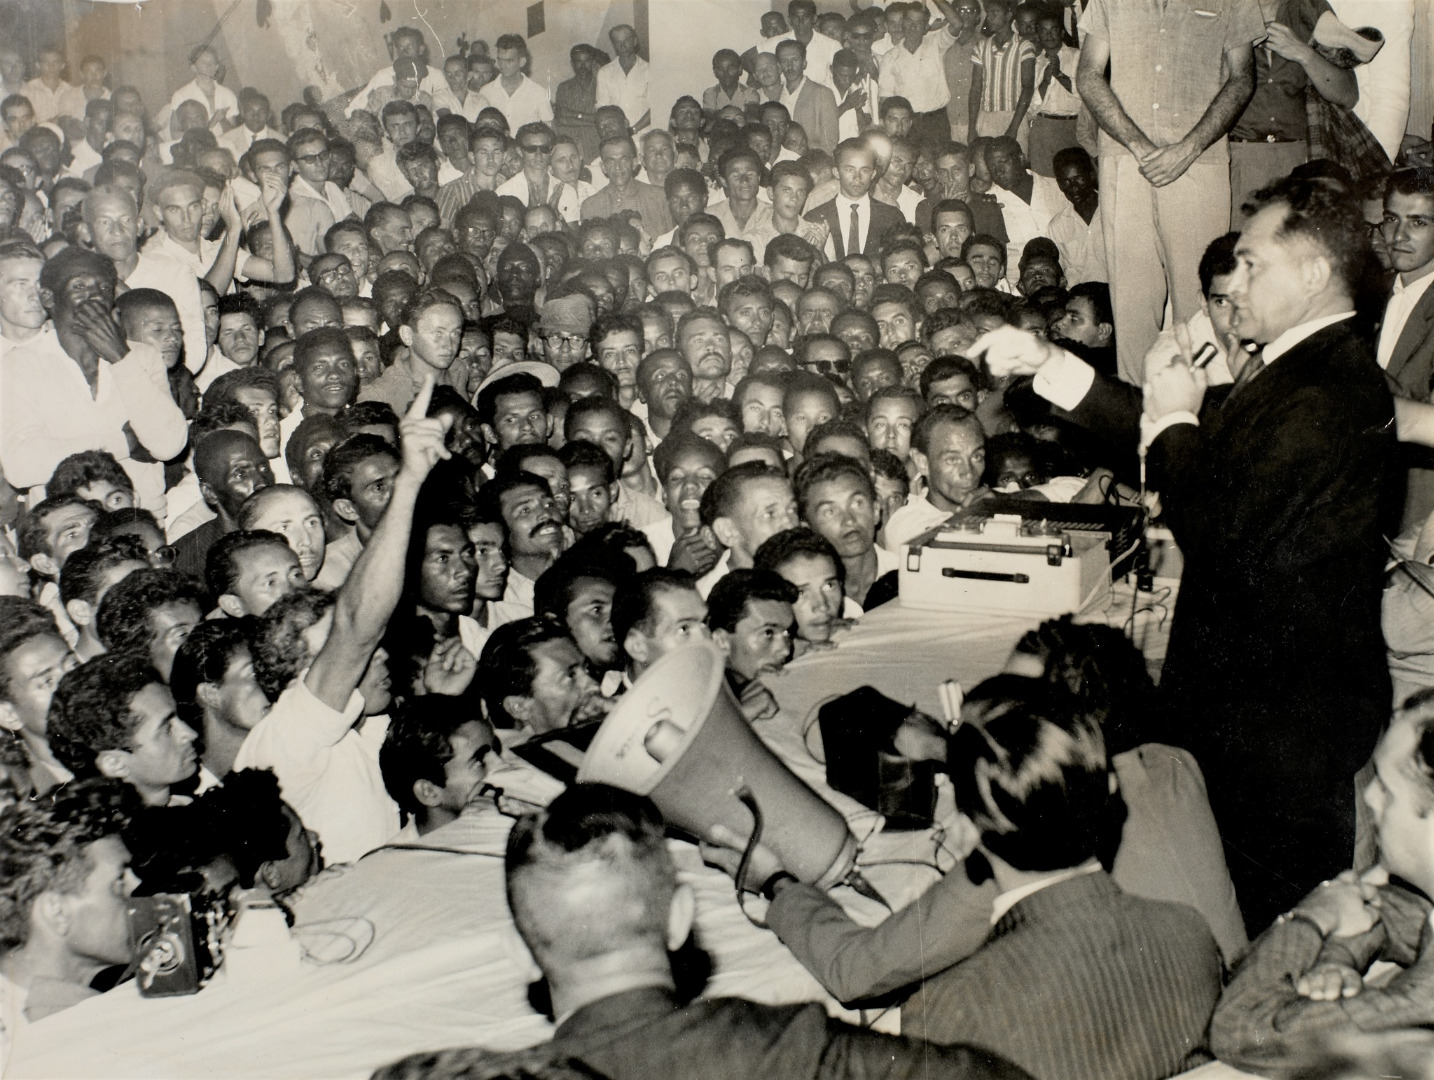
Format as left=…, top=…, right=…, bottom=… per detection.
left=375, top=783, right=1032, bottom=1080
left=804, top=138, right=906, bottom=261
left=1377, top=168, right=1434, bottom=528
left=973, top=175, right=1400, bottom=934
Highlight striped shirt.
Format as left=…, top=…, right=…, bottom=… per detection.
left=972, top=34, right=1037, bottom=113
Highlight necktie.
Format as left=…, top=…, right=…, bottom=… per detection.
left=1226, top=345, right=1265, bottom=400
left=846, top=201, right=861, bottom=258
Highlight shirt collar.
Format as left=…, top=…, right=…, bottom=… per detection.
left=1261, top=311, right=1355, bottom=365
left=990, top=859, right=1101, bottom=924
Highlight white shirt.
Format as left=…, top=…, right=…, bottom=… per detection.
left=1048, top=200, right=1107, bottom=286
left=990, top=861, right=1101, bottom=924
left=218, top=124, right=281, bottom=158
left=165, top=78, right=239, bottom=129
left=878, top=29, right=959, bottom=114
left=476, top=75, right=554, bottom=131
left=991, top=172, right=1064, bottom=284
left=347, top=65, right=448, bottom=117
left=1377, top=267, right=1434, bottom=372
left=595, top=56, right=651, bottom=128
left=21, top=78, right=85, bottom=124
left=496, top=172, right=583, bottom=222
left=234, top=676, right=400, bottom=865
left=0, top=331, right=186, bottom=511
left=503, top=569, right=537, bottom=615
left=836, top=74, right=879, bottom=141
left=1033, top=46, right=1082, bottom=116
left=641, top=514, right=676, bottom=565
left=431, top=85, right=485, bottom=123
left=879, top=496, right=954, bottom=554
left=823, top=194, right=875, bottom=261
left=696, top=549, right=732, bottom=599
left=67, top=138, right=104, bottom=178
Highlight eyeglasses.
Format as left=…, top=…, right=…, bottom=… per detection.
left=148, top=545, right=178, bottom=567
left=520, top=142, right=554, bottom=154
left=295, top=149, right=331, bottom=166
left=543, top=332, right=586, bottom=351
left=802, top=359, right=850, bottom=376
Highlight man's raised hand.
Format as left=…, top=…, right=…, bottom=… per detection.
left=967, top=324, right=1058, bottom=379
left=398, top=375, right=454, bottom=481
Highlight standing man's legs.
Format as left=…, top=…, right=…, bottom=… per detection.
left=1104, top=153, right=1167, bottom=385
left=1154, top=161, right=1231, bottom=337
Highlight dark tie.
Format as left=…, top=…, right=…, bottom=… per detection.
left=846, top=202, right=861, bottom=258
left=1226, top=345, right=1265, bottom=400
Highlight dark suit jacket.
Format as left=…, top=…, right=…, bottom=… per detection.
left=546, top=986, right=1032, bottom=1080
left=1382, top=279, right=1434, bottom=402
left=903, top=871, right=1222, bottom=1080
left=804, top=197, right=906, bottom=259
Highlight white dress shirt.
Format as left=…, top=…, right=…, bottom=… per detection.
left=346, top=66, right=448, bottom=117
left=165, top=78, right=238, bottom=129
left=128, top=240, right=223, bottom=373
left=1377, top=267, right=1434, bottom=372
left=430, top=85, right=485, bottom=123
left=21, top=78, right=85, bottom=124
left=218, top=124, right=281, bottom=159
left=877, top=28, right=959, bottom=114
left=476, top=75, right=554, bottom=131
left=823, top=194, right=874, bottom=261
left=595, top=56, right=651, bottom=128
left=992, top=172, right=1064, bottom=283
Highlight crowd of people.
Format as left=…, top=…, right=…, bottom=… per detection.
left=1, top=0, right=1434, bottom=1077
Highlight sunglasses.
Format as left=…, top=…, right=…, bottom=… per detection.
left=803, top=359, right=851, bottom=376
left=295, top=149, right=331, bottom=166
left=520, top=142, right=554, bottom=154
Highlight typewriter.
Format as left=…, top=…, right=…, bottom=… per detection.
left=898, top=497, right=1144, bottom=617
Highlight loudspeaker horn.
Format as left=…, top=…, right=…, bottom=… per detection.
left=578, top=644, right=858, bottom=889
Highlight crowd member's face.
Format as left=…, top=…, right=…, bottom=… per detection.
left=492, top=330, right=526, bottom=368
left=371, top=209, right=414, bottom=255
left=727, top=477, right=800, bottom=562
left=291, top=296, right=342, bottom=337
left=738, top=383, right=785, bottom=438
left=406, top=303, right=464, bottom=371
left=519, top=456, right=568, bottom=519
left=1019, top=257, right=1062, bottom=297
left=643, top=133, right=675, bottom=178
left=881, top=248, right=922, bottom=290
left=384, top=111, right=418, bottom=148
left=1363, top=716, right=1434, bottom=896
left=1055, top=296, right=1109, bottom=348
left=1, top=101, right=34, bottom=141
left=866, top=394, right=919, bottom=457
left=601, top=140, right=637, bottom=188
left=249, top=489, right=327, bottom=580
left=692, top=412, right=739, bottom=453
left=85, top=190, right=139, bottom=262
left=56, top=835, right=138, bottom=970
left=711, top=243, right=757, bottom=291
left=521, top=637, right=601, bottom=732
left=205, top=435, right=274, bottom=520
left=467, top=521, right=509, bottom=601
left=336, top=452, right=398, bottom=531
left=724, top=291, right=774, bottom=347
left=229, top=543, right=305, bottom=617
left=986, top=143, right=1026, bottom=192
left=965, top=243, right=1005, bottom=289
left=570, top=406, right=630, bottom=471
left=327, top=230, right=371, bottom=282
left=0, top=632, right=76, bottom=737
left=550, top=141, right=582, bottom=183
left=291, top=136, right=330, bottom=188
left=1204, top=271, right=1238, bottom=344
left=0, top=255, right=45, bottom=334
left=784, top=390, right=835, bottom=454
left=722, top=598, right=793, bottom=681
left=842, top=255, right=875, bottom=308
left=804, top=473, right=877, bottom=561
left=679, top=316, right=731, bottom=382
left=991, top=450, right=1040, bottom=491
left=648, top=254, right=692, bottom=296
left=489, top=390, right=547, bottom=451
left=836, top=146, right=877, bottom=201
left=541, top=327, right=588, bottom=370
left=590, top=328, right=639, bottom=394
left=74, top=478, right=132, bottom=513
left=752, top=54, right=781, bottom=90
left=1383, top=190, right=1434, bottom=278
left=681, top=223, right=721, bottom=270
left=1014, top=5, right=1041, bottom=42
left=871, top=301, right=917, bottom=350
left=567, top=466, right=615, bottom=536
left=933, top=209, right=972, bottom=260
left=779, top=553, right=844, bottom=644
left=241, top=95, right=270, bottom=132
left=768, top=254, right=813, bottom=289
left=296, top=338, right=358, bottom=411
left=926, top=371, right=977, bottom=411
left=418, top=523, right=476, bottom=614
left=661, top=447, right=721, bottom=533
left=920, top=419, right=986, bottom=507
left=120, top=682, right=198, bottom=792
left=472, top=135, right=505, bottom=180
left=721, top=156, right=763, bottom=206
left=499, top=482, right=564, bottom=561
left=635, top=587, right=710, bottom=668
left=917, top=276, right=959, bottom=315
left=639, top=353, right=693, bottom=421
left=125, top=302, right=184, bottom=369
left=1055, top=156, right=1096, bottom=207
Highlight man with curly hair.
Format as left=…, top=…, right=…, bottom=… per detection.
left=0, top=779, right=138, bottom=1056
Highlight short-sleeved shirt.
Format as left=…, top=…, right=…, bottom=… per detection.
left=595, top=57, right=651, bottom=128
left=703, top=82, right=760, bottom=114
left=1078, top=0, right=1265, bottom=165
left=972, top=34, right=1038, bottom=114
left=878, top=30, right=959, bottom=114
left=476, top=74, right=554, bottom=131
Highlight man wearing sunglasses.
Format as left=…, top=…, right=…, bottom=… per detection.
left=497, top=122, right=580, bottom=223
left=285, top=128, right=357, bottom=263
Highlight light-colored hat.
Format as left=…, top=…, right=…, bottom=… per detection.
left=475, top=359, right=561, bottom=395
left=539, top=292, right=596, bottom=337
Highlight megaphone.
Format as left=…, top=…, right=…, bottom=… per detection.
left=578, top=644, right=858, bottom=889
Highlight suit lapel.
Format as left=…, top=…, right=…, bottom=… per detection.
left=1386, top=284, right=1434, bottom=386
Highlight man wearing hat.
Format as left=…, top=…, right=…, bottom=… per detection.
left=538, top=291, right=597, bottom=372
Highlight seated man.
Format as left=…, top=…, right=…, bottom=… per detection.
left=234, top=380, right=450, bottom=865
left=476, top=616, right=607, bottom=737
left=882, top=405, right=991, bottom=553
left=170, top=621, right=271, bottom=784
left=58, top=536, right=150, bottom=661
left=206, top=529, right=309, bottom=620
left=796, top=454, right=899, bottom=609
left=0, top=597, right=78, bottom=796
left=381, top=694, right=498, bottom=838
left=47, top=651, right=199, bottom=807
left=373, top=784, right=1031, bottom=1080
left=94, top=567, right=205, bottom=681
left=612, top=568, right=709, bottom=683
left=1211, top=691, right=1434, bottom=1071
left=695, top=462, right=801, bottom=596
left=0, top=780, right=139, bottom=1037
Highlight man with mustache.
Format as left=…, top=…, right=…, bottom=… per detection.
left=478, top=472, right=568, bottom=617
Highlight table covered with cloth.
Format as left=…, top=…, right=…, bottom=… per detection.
left=8, top=579, right=1256, bottom=1080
